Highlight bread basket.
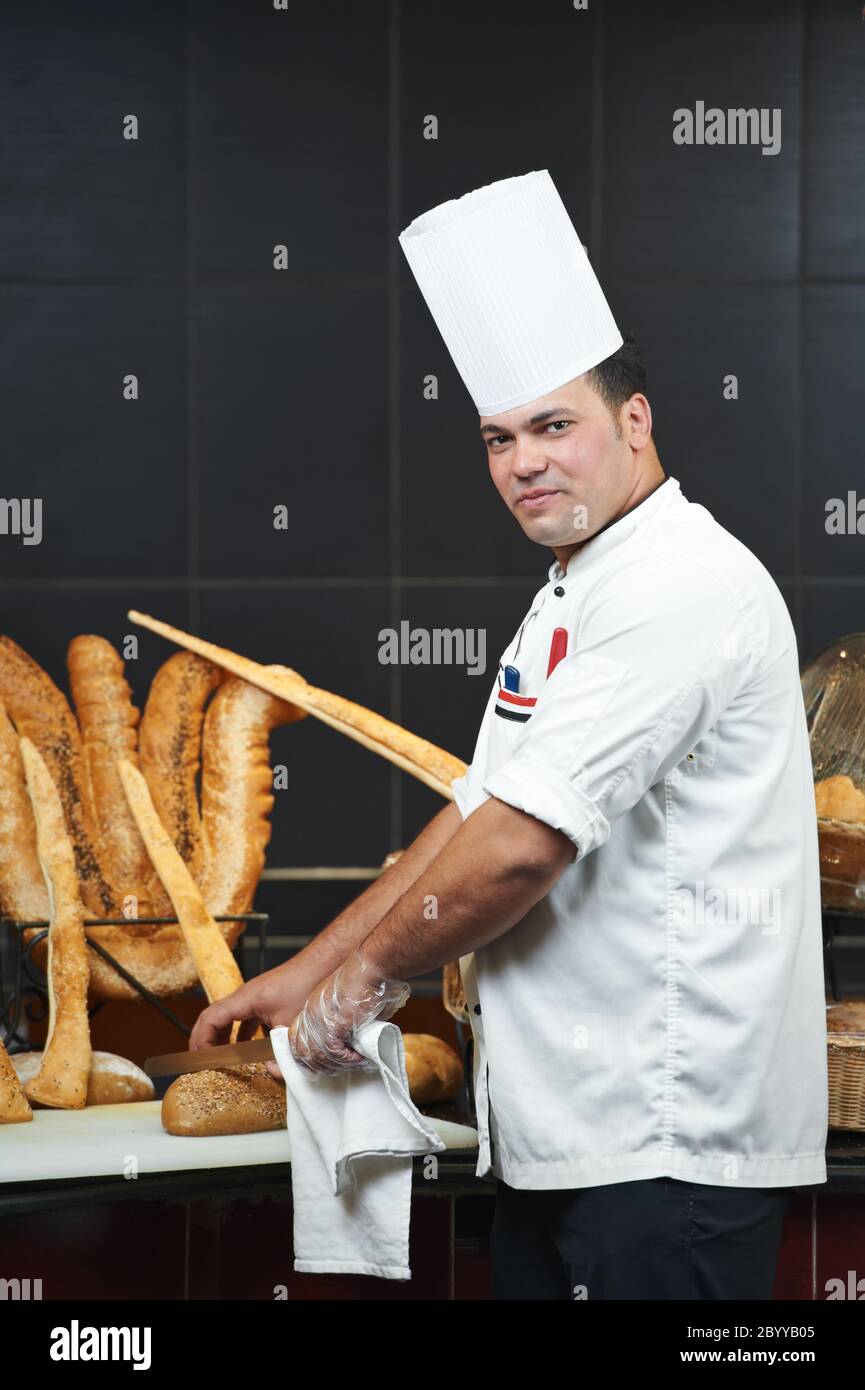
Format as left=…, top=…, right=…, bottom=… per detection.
left=802, top=636, right=865, bottom=912
left=827, top=1000, right=865, bottom=1131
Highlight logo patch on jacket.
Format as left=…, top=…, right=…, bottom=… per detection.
left=494, top=687, right=537, bottom=723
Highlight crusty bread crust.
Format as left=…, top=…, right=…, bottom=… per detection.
left=0, top=1039, right=32, bottom=1124
left=0, top=699, right=49, bottom=921
left=0, top=635, right=114, bottom=915
left=12, top=1048, right=154, bottom=1106
left=815, top=774, right=865, bottom=825
left=118, top=758, right=245, bottom=1004
left=139, top=651, right=223, bottom=885
left=162, top=1064, right=286, bottom=1137
left=127, top=611, right=467, bottom=797
left=199, top=676, right=306, bottom=916
left=68, top=635, right=156, bottom=923
left=403, top=1032, right=463, bottom=1103
left=19, top=738, right=91, bottom=1109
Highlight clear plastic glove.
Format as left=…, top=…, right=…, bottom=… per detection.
left=287, top=948, right=410, bottom=1076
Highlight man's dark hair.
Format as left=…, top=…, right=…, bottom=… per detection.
left=584, top=334, right=647, bottom=436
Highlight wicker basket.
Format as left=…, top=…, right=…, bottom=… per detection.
left=827, top=1000, right=865, bottom=1131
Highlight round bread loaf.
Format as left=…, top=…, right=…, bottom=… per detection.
left=815, top=774, right=865, bottom=824
left=11, top=1049, right=154, bottom=1105
left=160, top=1034, right=463, bottom=1137
left=403, top=1032, right=463, bottom=1103
left=162, top=1063, right=286, bottom=1137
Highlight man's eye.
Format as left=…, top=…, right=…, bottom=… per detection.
left=490, top=435, right=508, bottom=447
left=545, top=420, right=570, bottom=433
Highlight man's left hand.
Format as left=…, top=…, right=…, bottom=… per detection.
left=287, top=948, right=410, bottom=1075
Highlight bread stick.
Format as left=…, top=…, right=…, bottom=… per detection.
left=117, top=759, right=245, bottom=1003
left=19, top=738, right=91, bottom=1110
left=127, top=611, right=466, bottom=797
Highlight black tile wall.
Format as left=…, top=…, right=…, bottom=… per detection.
left=194, top=282, right=388, bottom=579
left=802, top=286, right=865, bottom=580
left=197, top=585, right=392, bottom=866
left=607, top=280, right=799, bottom=579
left=188, top=0, right=389, bottom=281
left=0, top=0, right=186, bottom=281
left=1, top=0, right=862, bottom=945
left=399, top=0, right=596, bottom=227
left=804, top=1, right=865, bottom=280
left=0, top=284, right=188, bottom=581
left=602, top=0, right=801, bottom=282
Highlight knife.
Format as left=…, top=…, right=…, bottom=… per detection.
left=144, top=1036, right=277, bottom=1078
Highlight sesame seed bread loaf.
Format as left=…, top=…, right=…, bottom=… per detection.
left=162, top=1063, right=286, bottom=1137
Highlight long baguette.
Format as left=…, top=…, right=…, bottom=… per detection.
left=117, top=759, right=245, bottom=1004
left=199, top=676, right=305, bottom=916
left=139, top=652, right=223, bottom=882
left=0, top=700, right=49, bottom=921
left=127, top=611, right=466, bottom=797
left=19, top=738, right=91, bottom=1110
left=0, top=636, right=114, bottom=915
left=67, top=635, right=155, bottom=920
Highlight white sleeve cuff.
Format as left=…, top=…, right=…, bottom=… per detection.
left=449, top=772, right=469, bottom=820
left=482, top=757, right=612, bottom=858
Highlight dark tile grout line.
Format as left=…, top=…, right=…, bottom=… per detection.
left=590, top=0, right=604, bottom=274
left=185, top=0, right=199, bottom=638
left=4, top=274, right=864, bottom=289
left=792, top=0, right=809, bottom=648
left=388, top=0, right=403, bottom=850
left=0, top=574, right=861, bottom=590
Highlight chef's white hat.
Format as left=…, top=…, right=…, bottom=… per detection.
left=399, top=169, right=622, bottom=417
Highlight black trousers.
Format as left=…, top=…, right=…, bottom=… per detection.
left=489, top=1176, right=792, bottom=1300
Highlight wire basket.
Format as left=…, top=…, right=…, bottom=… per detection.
left=827, top=1000, right=865, bottom=1132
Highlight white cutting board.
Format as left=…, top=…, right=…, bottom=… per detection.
left=0, top=1101, right=478, bottom=1185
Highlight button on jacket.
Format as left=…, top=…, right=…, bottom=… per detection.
left=450, top=476, right=828, bottom=1191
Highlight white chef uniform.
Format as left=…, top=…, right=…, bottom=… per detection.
left=451, top=475, right=828, bottom=1191
left=399, top=169, right=828, bottom=1193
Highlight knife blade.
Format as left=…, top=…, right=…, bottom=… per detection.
left=143, top=1036, right=276, bottom=1078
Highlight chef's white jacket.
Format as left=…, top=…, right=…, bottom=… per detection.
left=451, top=475, right=828, bottom=1191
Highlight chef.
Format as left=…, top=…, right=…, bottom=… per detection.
left=191, top=170, right=829, bottom=1300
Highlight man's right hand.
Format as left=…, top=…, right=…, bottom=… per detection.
left=188, top=964, right=318, bottom=1078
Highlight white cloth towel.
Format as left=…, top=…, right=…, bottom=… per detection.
left=270, top=1022, right=446, bottom=1280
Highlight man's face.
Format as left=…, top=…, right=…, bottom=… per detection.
left=480, top=374, right=634, bottom=551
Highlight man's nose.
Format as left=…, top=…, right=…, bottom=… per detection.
left=511, top=440, right=549, bottom=476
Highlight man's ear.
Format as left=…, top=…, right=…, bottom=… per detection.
left=625, top=393, right=653, bottom=449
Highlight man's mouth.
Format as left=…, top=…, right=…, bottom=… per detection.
left=517, top=489, right=560, bottom=510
